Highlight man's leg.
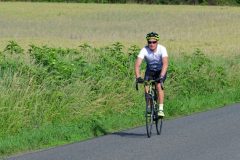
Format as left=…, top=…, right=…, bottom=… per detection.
left=144, top=85, right=151, bottom=113
left=156, top=83, right=164, bottom=115
left=144, top=70, right=152, bottom=113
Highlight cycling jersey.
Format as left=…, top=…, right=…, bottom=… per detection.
left=138, top=44, right=168, bottom=71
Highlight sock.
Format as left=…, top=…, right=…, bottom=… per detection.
left=159, top=104, right=164, bottom=111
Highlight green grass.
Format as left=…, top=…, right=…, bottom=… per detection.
left=0, top=42, right=239, bottom=157
left=0, top=3, right=240, bottom=56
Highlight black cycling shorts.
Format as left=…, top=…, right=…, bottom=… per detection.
left=144, top=70, right=167, bottom=83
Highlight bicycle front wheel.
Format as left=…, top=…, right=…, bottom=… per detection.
left=156, top=116, right=163, bottom=135
left=146, top=103, right=154, bottom=138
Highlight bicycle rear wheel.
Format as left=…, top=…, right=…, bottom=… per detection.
left=146, top=101, right=154, bottom=138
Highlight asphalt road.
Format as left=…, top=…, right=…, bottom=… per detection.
left=8, top=104, right=240, bottom=160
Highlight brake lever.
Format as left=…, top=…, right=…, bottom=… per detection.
left=136, top=82, right=139, bottom=91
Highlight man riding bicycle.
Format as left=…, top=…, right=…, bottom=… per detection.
left=135, top=32, right=168, bottom=117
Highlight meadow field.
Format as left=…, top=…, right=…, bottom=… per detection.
left=0, top=2, right=239, bottom=157
left=0, top=2, right=240, bottom=56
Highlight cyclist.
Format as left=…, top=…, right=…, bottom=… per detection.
left=135, top=32, right=168, bottom=117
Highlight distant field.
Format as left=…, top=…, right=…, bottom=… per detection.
left=0, top=2, right=240, bottom=56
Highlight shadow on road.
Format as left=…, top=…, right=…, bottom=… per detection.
left=90, top=119, right=146, bottom=138
left=112, top=132, right=146, bottom=138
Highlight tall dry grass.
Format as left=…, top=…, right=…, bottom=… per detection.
left=0, top=3, right=239, bottom=56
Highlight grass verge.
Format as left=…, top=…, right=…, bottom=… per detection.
left=0, top=41, right=239, bottom=157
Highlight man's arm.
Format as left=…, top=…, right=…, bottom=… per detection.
left=135, top=57, right=143, bottom=78
left=161, top=57, right=168, bottom=78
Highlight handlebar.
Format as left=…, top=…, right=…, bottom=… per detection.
left=136, top=80, right=164, bottom=91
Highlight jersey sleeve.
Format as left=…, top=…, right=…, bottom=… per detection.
left=137, top=48, right=146, bottom=59
left=161, top=46, right=168, bottom=57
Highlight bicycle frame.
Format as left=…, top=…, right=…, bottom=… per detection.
left=144, top=81, right=157, bottom=110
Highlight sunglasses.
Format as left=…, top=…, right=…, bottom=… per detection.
left=148, top=41, right=157, bottom=44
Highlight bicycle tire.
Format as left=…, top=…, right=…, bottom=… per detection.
left=146, top=98, right=154, bottom=138
left=156, top=116, right=163, bottom=135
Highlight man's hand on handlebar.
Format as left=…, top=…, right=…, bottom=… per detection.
left=155, top=77, right=164, bottom=83
left=136, top=77, right=144, bottom=83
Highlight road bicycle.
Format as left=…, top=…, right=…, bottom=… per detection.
left=136, top=79, right=164, bottom=138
